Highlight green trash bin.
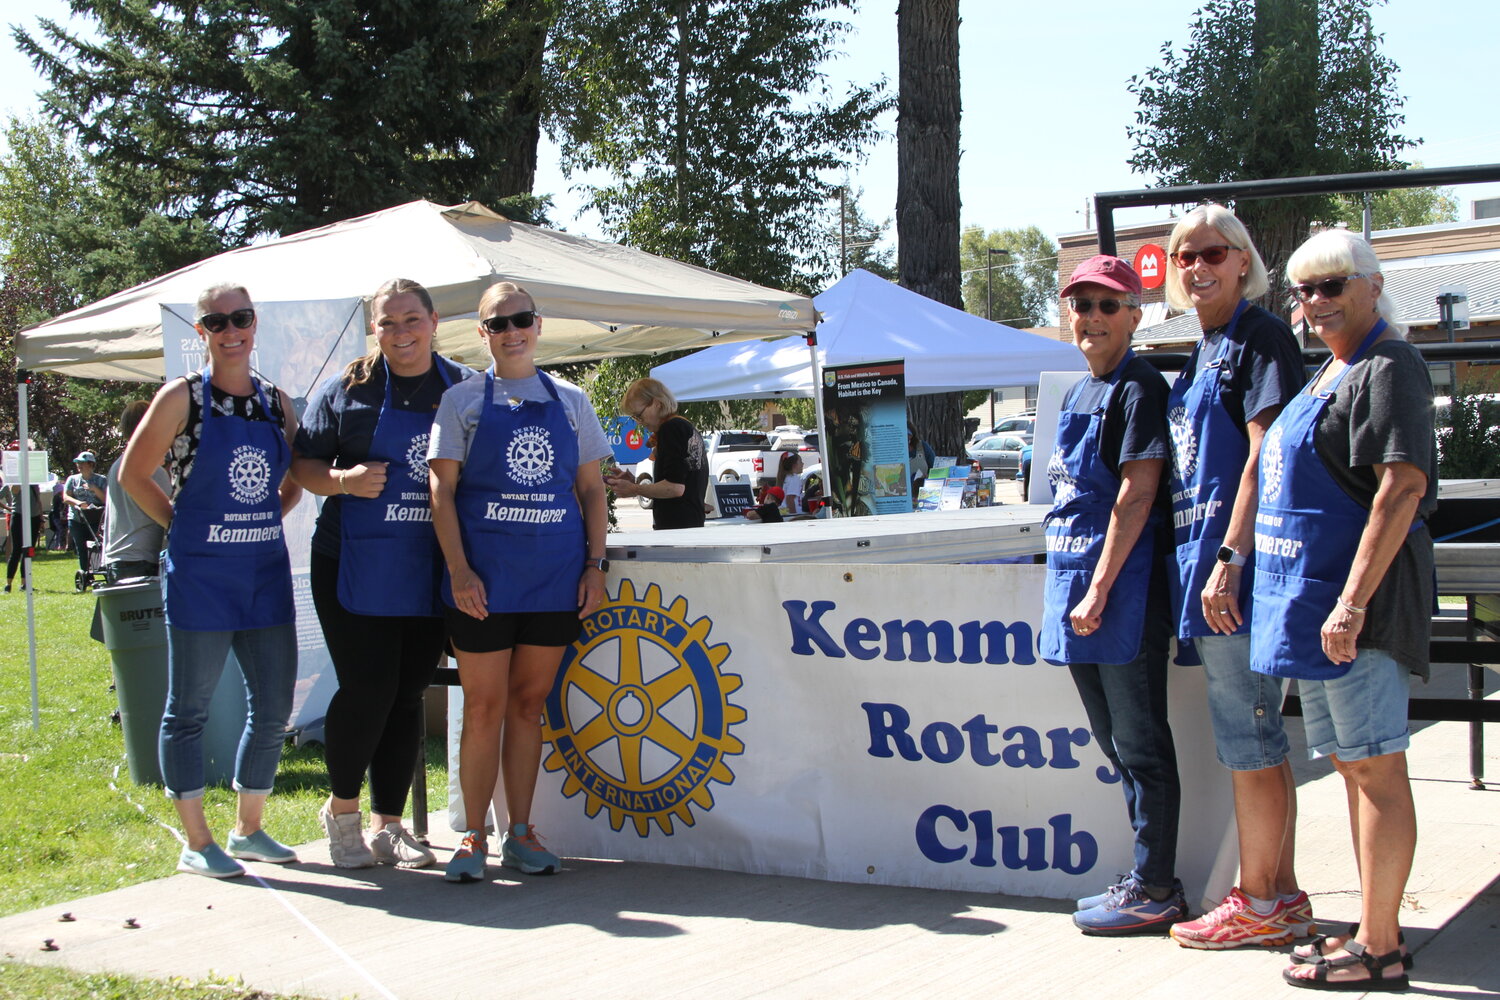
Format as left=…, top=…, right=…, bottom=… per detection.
left=96, top=580, right=248, bottom=786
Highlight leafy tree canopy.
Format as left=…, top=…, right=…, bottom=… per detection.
left=1127, top=0, right=1413, bottom=306
left=17, top=0, right=554, bottom=244
left=1332, top=180, right=1459, bottom=232
left=959, top=226, right=1059, bottom=329
left=546, top=0, right=891, bottom=294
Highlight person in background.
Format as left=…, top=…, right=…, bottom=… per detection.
left=1158, top=205, right=1314, bottom=951
left=121, top=282, right=303, bottom=880
left=47, top=477, right=66, bottom=550
left=429, top=281, right=610, bottom=884
left=605, top=378, right=708, bottom=529
left=292, top=277, right=471, bottom=871
left=5, top=478, right=45, bottom=593
left=1041, top=255, right=1184, bottom=936
left=907, top=422, right=933, bottom=497
left=104, top=400, right=168, bottom=581
left=1258, top=230, right=1432, bottom=993
left=63, top=451, right=107, bottom=585
left=775, top=451, right=805, bottom=514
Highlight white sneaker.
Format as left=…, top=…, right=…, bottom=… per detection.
left=370, top=822, right=435, bottom=869
left=320, top=807, right=375, bottom=869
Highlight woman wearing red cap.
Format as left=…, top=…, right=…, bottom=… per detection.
left=1042, top=254, right=1184, bottom=936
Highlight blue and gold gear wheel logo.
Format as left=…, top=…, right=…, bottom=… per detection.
left=542, top=580, right=746, bottom=836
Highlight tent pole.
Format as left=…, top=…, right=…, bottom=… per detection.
left=17, top=371, right=40, bottom=730
left=805, top=331, right=832, bottom=517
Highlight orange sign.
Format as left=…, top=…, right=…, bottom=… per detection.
left=1134, top=243, right=1166, bottom=290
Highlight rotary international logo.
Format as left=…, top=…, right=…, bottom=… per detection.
left=542, top=580, right=747, bottom=836
left=1260, top=424, right=1285, bottom=505
left=1047, top=446, right=1076, bottom=507
left=227, top=444, right=272, bottom=505
left=405, top=432, right=430, bottom=483
left=506, top=426, right=554, bottom=486
left=1168, top=404, right=1198, bottom=479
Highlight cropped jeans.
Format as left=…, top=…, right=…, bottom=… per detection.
left=160, top=622, right=297, bottom=800
left=1066, top=575, right=1180, bottom=890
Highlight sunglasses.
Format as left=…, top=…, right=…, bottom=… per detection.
left=199, top=308, right=256, bottom=333
left=1068, top=296, right=1135, bottom=316
left=1289, top=274, right=1367, bottom=303
left=1169, top=245, right=1239, bottom=267
left=480, top=310, right=537, bottom=334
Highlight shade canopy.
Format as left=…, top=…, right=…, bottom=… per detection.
left=650, top=268, right=1083, bottom=400
left=17, top=200, right=817, bottom=381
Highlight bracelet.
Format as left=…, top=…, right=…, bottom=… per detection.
left=338, top=469, right=349, bottom=495
left=1336, top=597, right=1368, bottom=615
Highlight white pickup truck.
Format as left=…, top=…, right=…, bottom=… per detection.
left=631, top=429, right=821, bottom=499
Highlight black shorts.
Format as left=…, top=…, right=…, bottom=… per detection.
left=442, top=607, right=582, bottom=654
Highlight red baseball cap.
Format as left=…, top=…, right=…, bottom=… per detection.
left=1062, top=254, right=1143, bottom=298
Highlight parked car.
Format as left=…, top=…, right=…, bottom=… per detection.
left=967, top=413, right=1035, bottom=445
left=964, top=433, right=1027, bottom=475
left=1019, top=443, right=1033, bottom=501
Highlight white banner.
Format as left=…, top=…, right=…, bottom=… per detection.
left=451, top=561, right=1237, bottom=906
left=161, top=299, right=366, bottom=733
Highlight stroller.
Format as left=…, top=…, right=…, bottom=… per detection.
left=74, top=505, right=109, bottom=592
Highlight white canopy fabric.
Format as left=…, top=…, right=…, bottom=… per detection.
left=17, top=200, right=817, bottom=382
left=650, top=268, right=1083, bottom=400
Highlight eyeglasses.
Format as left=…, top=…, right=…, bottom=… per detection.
left=198, top=308, right=256, bottom=333
left=1068, top=296, right=1135, bottom=316
left=1289, top=274, right=1367, bottom=303
left=628, top=400, right=652, bottom=421
left=480, top=310, right=537, bottom=334
left=1169, top=245, right=1239, bottom=268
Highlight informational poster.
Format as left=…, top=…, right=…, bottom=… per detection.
left=603, top=416, right=651, bottom=467
left=820, top=359, right=911, bottom=517
left=162, top=299, right=366, bottom=736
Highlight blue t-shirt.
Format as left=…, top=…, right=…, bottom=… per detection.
left=1065, top=354, right=1173, bottom=536
left=1187, top=304, right=1306, bottom=429
left=295, top=354, right=473, bottom=557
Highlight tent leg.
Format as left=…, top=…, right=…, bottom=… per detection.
left=17, top=372, right=41, bottom=730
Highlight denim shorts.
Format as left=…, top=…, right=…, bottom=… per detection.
left=1297, top=647, right=1411, bottom=762
left=1196, top=633, right=1290, bottom=771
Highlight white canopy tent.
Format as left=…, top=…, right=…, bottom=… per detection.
left=16, top=199, right=817, bottom=381
left=650, top=268, right=1083, bottom=400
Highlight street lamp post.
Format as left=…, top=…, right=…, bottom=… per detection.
left=985, top=247, right=1011, bottom=321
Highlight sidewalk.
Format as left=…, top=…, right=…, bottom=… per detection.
left=2, top=692, right=1495, bottom=999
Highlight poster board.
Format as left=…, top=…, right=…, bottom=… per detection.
left=820, top=359, right=911, bottom=517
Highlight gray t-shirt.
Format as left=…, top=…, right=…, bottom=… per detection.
left=104, top=457, right=169, bottom=566
left=428, top=371, right=612, bottom=467
left=1313, top=338, right=1437, bottom=678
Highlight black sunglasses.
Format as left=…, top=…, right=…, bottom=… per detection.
left=1068, top=296, right=1135, bottom=316
left=199, top=308, right=256, bottom=333
left=1289, top=274, right=1367, bottom=303
left=480, top=310, right=537, bottom=334
left=1169, top=245, right=1239, bottom=267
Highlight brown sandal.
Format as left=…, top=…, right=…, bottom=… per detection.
left=1284, top=939, right=1410, bottom=992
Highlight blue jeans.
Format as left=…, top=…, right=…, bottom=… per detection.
left=1196, top=633, right=1290, bottom=771
left=1067, top=579, right=1180, bottom=889
left=1298, top=648, right=1411, bottom=762
left=160, top=622, right=297, bottom=800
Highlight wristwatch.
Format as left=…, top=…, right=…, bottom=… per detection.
left=1216, top=545, right=1247, bottom=568
left=585, top=556, right=610, bottom=572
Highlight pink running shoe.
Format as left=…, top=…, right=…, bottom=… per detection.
left=1170, top=887, right=1299, bottom=949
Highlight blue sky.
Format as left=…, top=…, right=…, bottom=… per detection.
left=3, top=1, right=1497, bottom=248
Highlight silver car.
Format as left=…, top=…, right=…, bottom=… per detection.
left=964, top=433, right=1027, bottom=475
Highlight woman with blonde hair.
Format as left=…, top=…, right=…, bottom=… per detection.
left=429, top=281, right=611, bottom=883
left=292, top=278, right=472, bottom=869
left=606, top=377, right=708, bottom=529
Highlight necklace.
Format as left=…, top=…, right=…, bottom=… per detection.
left=388, top=363, right=435, bottom=407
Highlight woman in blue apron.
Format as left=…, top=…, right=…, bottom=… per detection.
left=1159, top=206, right=1315, bottom=950
left=1256, top=231, right=1434, bottom=993
left=291, top=278, right=472, bottom=870
left=428, top=282, right=612, bottom=884
left=120, top=283, right=303, bottom=880
left=1044, top=255, right=1183, bottom=936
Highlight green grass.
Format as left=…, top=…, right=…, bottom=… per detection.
left=0, top=963, right=323, bottom=999
left=1, top=549, right=445, bottom=996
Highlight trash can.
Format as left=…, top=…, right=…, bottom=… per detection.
left=95, top=580, right=248, bottom=786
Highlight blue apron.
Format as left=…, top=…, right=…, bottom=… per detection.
left=164, top=371, right=294, bottom=631
left=1167, top=299, right=1253, bottom=638
left=1250, top=321, right=1398, bottom=680
left=1040, top=352, right=1158, bottom=665
left=441, top=369, right=583, bottom=614
left=337, top=357, right=453, bottom=617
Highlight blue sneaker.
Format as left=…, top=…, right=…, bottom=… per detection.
left=227, top=829, right=298, bottom=864
left=444, top=831, right=487, bottom=883
left=178, top=843, right=246, bottom=879
left=1076, top=875, right=1128, bottom=912
left=1073, top=875, right=1187, bottom=936
left=500, top=823, right=560, bottom=875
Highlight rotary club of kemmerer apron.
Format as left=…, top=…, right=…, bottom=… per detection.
left=337, top=357, right=454, bottom=617
left=442, top=369, right=583, bottom=614
left=163, top=371, right=293, bottom=631
left=1040, top=352, right=1159, bottom=665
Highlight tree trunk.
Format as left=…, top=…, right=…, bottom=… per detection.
left=488, top=0, right=552, bottom=198
left=896, top=0, right=964, bottom=457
